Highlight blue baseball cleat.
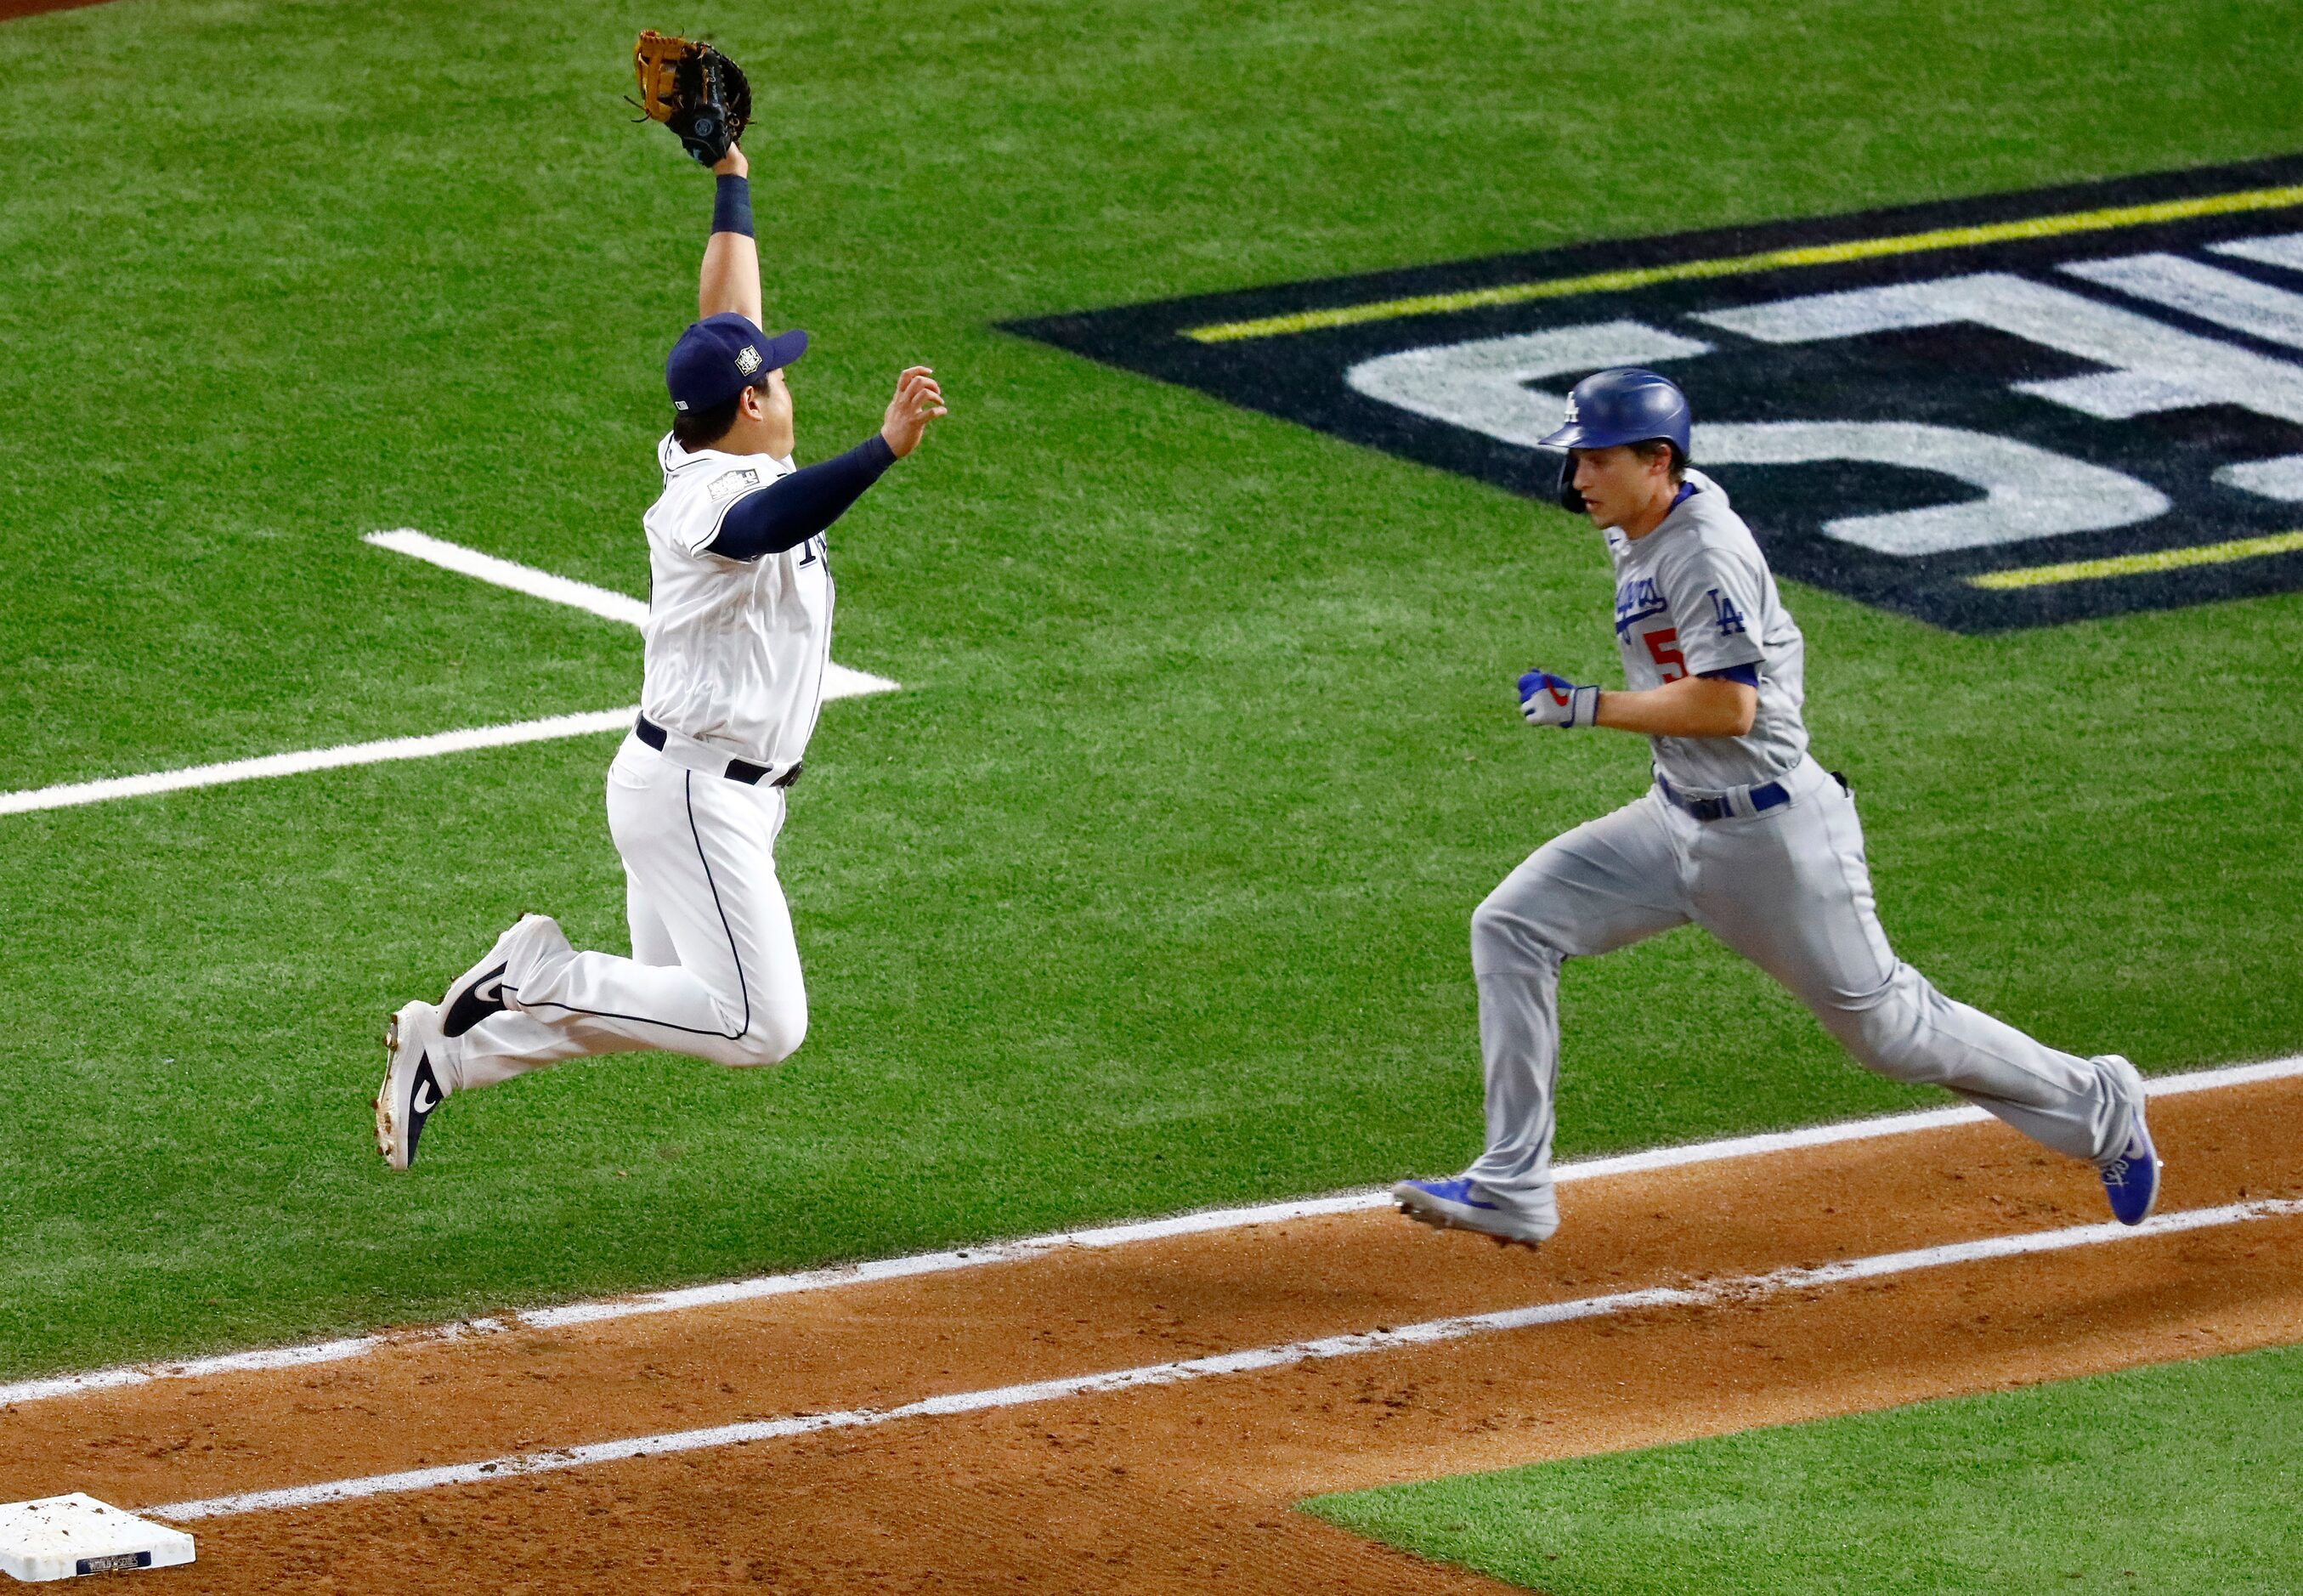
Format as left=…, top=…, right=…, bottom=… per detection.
left=1391, top=1177, right=1553, bottom=1249
left=2097, top=1106, right=2162, bottom=1225
left=2093, top=1058, right=2160, bottom=1225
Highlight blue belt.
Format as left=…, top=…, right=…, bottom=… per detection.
left=1656, top=771, right=1789, bottom=822
left=636, top=716, right=802, bottom=789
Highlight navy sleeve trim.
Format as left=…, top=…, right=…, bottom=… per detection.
left=1698, top=662, right=1761, bottom=688
left=712, top=173, right=754, bottom=239
left=707, top=434, right=896, bottom=560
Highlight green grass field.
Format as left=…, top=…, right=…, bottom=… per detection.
left=1306, top=1343, right=2303, bottom=1593
left=2, top=0, right=2300, bottom=1378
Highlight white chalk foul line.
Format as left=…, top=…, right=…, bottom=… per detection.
left=0, top=710, right=642, bottom=818
left=145, top=1195, right=2303, bottom=1524
left=365, top=530, right=901, bottom=702
left=8, top=1054, right=2297, bottom=1412
left=363, top=529, right=648, bottom=627
left=0, top=533, right=899, bottom=817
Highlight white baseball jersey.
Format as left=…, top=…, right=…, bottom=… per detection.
left=639, top=433, right=835, bottom=772
left=1603, top=468, right=1807, bottom=794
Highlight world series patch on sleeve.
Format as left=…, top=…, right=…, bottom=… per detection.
left=1006, top=152, right=2303, bottom=633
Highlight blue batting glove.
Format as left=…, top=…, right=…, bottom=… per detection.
left=1519, top=669, right=1599, bottom=730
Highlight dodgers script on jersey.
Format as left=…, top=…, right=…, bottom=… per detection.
left=641, top=433, right=835, bottom=772
left=1604, top=469, right=1807, bottom=795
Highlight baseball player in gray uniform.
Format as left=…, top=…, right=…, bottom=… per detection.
left=376, top=141, right=946, bottom=1169
left=1394, top=368, right=2161, bottom=1247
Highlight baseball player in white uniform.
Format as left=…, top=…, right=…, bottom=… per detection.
left=376, top=140, right=946, bottom=1169
left=1394, top=368, right=2161, bottom=1246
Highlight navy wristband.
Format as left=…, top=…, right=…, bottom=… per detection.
left=712, top=174, right=754, bottom=239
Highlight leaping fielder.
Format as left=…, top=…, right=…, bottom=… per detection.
left=1394, top=369, right=2159, bottom=1248
left=376, top=139, right=946, bottom=1169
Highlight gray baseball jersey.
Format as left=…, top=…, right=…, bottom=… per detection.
left=1604, top=469, right=1807, bottom=795
left=1448, top=472, right=2143, bottom=1242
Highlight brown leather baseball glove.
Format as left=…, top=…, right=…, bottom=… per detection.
left=633, top=31, right=752, bottom=167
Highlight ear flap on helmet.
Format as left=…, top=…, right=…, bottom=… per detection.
left=1545, top=447, right=1586, bottom=514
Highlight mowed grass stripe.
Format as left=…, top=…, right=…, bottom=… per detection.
left=1967, top=529, right=2303, bottom=589
left=1183, top=182, right=2303, bottom=342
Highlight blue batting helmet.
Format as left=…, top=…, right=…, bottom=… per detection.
left=1537, top=368, right=1693, bottom=513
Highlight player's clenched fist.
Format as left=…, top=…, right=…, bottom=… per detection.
left=880, top=366, right=948, bottom=458
left=1518, top=669, right=1598, bottom=730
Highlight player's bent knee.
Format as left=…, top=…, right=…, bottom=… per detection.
left=719, top=1008, right=806, bottom=1069
left=1470, top=895, right=1570, bottom=976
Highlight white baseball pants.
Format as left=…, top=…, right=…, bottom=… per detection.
left=447, top=734, right=807, bottom=1089
left=1463, top=756, right=2136, bottom=1233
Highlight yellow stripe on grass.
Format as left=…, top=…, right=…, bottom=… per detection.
left=1184, top=184, right=2303, bottom=343
left=1966, top=530, right=2303, bottom=590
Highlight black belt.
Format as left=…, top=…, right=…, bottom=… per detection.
left=636, top=716, right=802, bottom=788
left=1656, top=771, right=1789, bottom=822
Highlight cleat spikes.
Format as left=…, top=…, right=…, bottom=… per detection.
left=1392, top=1176, right=1555, bottom=1248
left=1397, top=1203, right=1448, bottom=1231
left=1394, top=1201, right=1537, bottom=1249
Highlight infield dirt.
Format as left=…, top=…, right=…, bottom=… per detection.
left=0, top=0, right=109, bottom=20
left=5, top=1075, right=2300, bottom=1593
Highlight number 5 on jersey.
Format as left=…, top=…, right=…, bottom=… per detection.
left=1643, top=628, right=1687, bottom=682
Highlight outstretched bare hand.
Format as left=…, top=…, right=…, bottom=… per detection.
left=880, top=366, right=948, bottom=458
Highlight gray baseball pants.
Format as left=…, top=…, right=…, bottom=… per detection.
left=1463, top=756, right=2135, bottom=1235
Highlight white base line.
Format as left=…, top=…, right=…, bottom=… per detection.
left=6, top=1053, right=2296, bottom=1412
left=365, top=530, right=902, bottom=704
left=363, top=529, right=648, bottom=628
left=0, top=532, right=899, bottom=818
left=0, top=710, right=642, bottom=818
left=146, top=1195, right=2303, bottom=1523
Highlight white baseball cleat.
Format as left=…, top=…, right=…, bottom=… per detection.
left=1391, top=1177, right=1554, bottom=1249
left=376, top=1000, right=450, bottom=1172
left=439, top=913, right=567, bottom=1038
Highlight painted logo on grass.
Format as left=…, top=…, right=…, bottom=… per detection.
left=1005, top=154, right=2303, bottom=632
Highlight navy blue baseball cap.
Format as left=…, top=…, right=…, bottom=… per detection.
left=665, top=314, right=808, bottom=413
